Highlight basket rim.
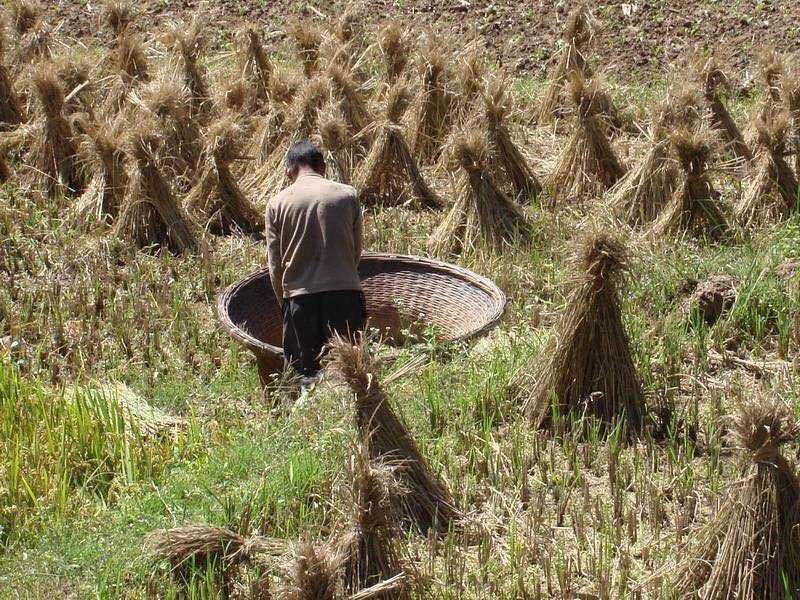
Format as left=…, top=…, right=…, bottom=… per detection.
left=216, top=251, right=507, bottom=357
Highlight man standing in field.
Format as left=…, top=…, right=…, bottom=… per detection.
left=266, top=140, right=366, bottom=381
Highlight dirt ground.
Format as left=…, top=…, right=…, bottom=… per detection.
left=41, top=0, right=800, bottom=84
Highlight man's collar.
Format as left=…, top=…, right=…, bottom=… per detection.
left=296, top=171, right=324, bottom=181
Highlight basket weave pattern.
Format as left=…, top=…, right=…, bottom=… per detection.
left=217, top=252, right=506, bottom=379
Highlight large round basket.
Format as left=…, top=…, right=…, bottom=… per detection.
left=217, top=252, right=506, bottom=384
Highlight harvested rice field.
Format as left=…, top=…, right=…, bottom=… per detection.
left=2, top=1, right=800, bottom=598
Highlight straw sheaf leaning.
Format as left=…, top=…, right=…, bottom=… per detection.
left=410, top=35, right=452, bottom=165
left=325, top=336, right=461, bottom=535
left=74, top=119, right=129, bottom=224
left=514, top=230, right=644, bottom=435
left=428, top=131, right=532, bottom=256
left=483, top=77, right=542, bottom=202
left=671, top=397, right=800, bottom=598
left=163, top=16, right=213, bottom=121
left=113, top=125, right=200, bottom=253
left=336, top=447, right=409, bottom=599
left=184, top=114, right=264, bottom=236
left=546, top=73, right=625, bottom=201
left=735, top=111, right=799, bottom=229
left=609, top=86, right=703, bottom=226
left=698, top=57, right=752, bottom=162
left=354, top=84, right=442, bottom=210
left=650, top=125, right=729, bottom=240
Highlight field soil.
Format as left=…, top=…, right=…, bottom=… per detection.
left=44, top=0, right=800, bottom=83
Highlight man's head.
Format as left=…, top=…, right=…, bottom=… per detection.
left=285, top=140, right=326, bottom=182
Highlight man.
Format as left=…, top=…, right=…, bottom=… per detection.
left=266, top=140, right=366, bottom=379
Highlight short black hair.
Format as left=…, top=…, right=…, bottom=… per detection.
left=285, top=140, right=325, bottom=173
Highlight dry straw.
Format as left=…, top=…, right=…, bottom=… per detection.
left=410, top=34, right=452, bottom=165
left=318, top=103, right=353, bottom=185
left=287, top=21, right=324, bottom=79
left=164, top=16, right=213, bottom=121
left=609, top=85, right=703, bottom=226
left=0, top=30, right=23, bottom=129
left=483, top=76, right=542, bottom=201
left=9, top=0, right=39, bottom=37
left=452, top=41, right=486, bottom=127
left=536, top=5, right=594, bottom=123
left=113, top=124, right=200, bottom=253
left=698, top=57, right=752, bottom=162
left=185, top=114, right=264, bottom=236
left=546, top=73, right=625, bottom=201
left=9, top=1, right=53, bottom=71
left=151, top=524, right=286, bottom=573
left=781, top=66, right=800, bottom=176
left=744, top=47, right=785, bottom=151
left=514, top=230, right=644, bottom=435
left=378, top=21, right=410, bottom=85
left=650, top=125, right=729, bottom=240
left=107, top=33, right=151, bottom=115
left=328, top=64, right=372, bottom=149
left=354, top=83, right=442, bottom=210
left=735, top=111, right=799, bottom=228
left=103, top=0, right=135, bottom=38
left=24, top=65, right=84, bottom=197
left=74, top=118, right=128, bottom=224
left=279, top=540, right=342, bottom=600
left=238, top=26, right=273, bottom=113
left=337, top=447, right=408, bottom=599
left=325, top=336, right=460, bottom=535
left=245, top=75, right=332, bottom=204
left=134, top=76, right=203, bottom=188
left=428, top=130, right=532, bottom=255
left=671, top=396, right=800, bottom=597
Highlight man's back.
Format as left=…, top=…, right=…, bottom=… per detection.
left=267, top=172, right=362, bottom=300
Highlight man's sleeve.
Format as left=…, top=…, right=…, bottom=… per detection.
left=266, top=204, right=284, bottom=302
left=353, top=192, right=363, bottom=267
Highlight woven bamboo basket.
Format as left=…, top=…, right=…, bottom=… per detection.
left=217, top=252, right=506, bottom=384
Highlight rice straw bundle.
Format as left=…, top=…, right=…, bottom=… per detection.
left=52, top=51, right=97, bottom=120
left=735, top=111, right=799, bottom=228
left=22, top=66, right=84, bottom=197
left=410, top=35, right=452, bottom=165
left=514, top=230, right=644, bottom=435
left=318, top=104, right=353, bottom=185
left=185, top=114, right=264, bottom=236
left=452, top=42, right=485, bottom=127
left=337, top=447, right=408, bottom=599
left=113, top=124, right=200, bottom=253
left=279, top=540, right=342, bottom=600
left=671, top=396, right=800, bottom=598
left=152, top=524, right=286, bottom=573
left=164, top=17, right=213, bottom=121
left=9, top=0, right=39, bottom=37
left=378, top=21, right=410, bottom=85
left=74, top=119, right=128, bottom=224
left=238, top=26, right=273, bottom=113
left=783, top=66, right=800, bottom=175
left=107, top=33, right=150, bottom=115
left=103, top=0, right=135, bottom=38
left=650, top=126, right=729, bottom=240
left=429, top=131, right=531, bottom=255
left=744, top=48, right=786, bottom=152
left=353, top=84, right=442, bottom=210
left=536, top=5, right=594, bottom=123
left=244, top=67, right=302, bottom=164
left=287, top=21, right=324, bottom=78
left=326, top=336, right=460, bottom=535
left=546, top=73, right=625, bottom=201
left=483, top=77, right=542, bottom=201
left=328, top=64, right=372, bottom=148
left=245, top=75, right=331, bottom=203
left=609, top=86, right=703, bottom=226
left=134, top=76, right=203, bottom=187
left=698, top=58, right=752, bottom=162
left=0, top=30, right=23, bottom=129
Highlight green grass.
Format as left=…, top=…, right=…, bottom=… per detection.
left=3, top=39, right=800, bottom=596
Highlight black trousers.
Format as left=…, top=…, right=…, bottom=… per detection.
left=282, top=290, right=367, bottom=377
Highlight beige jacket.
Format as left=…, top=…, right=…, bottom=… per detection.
left=266, top=172, right=363, bottom=300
